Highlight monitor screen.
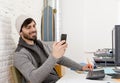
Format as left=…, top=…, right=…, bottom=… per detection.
left=112, top=27, right=115, bottom=59
left=112, top=25, right=120, bottom=66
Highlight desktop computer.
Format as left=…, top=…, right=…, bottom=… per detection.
left=112, top=25, right=120, bottom=66
left=94, top=25, right=120, bottom=66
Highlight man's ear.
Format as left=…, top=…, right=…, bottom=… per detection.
left=19, top=32, right=22, bottom=36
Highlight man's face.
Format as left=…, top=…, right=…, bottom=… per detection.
left=20, top=21, right=37, bottom=41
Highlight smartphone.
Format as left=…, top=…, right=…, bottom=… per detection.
left=61, top=34, right=67, bottom=44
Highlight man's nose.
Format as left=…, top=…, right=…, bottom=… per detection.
left=31, top=27, right=36, bottom=31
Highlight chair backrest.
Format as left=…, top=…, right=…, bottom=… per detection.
left=9, top=66, right=22, bottom=83
left=55, top=64, right=65, bottom=77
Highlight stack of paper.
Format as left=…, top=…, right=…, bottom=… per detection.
left=103, top=68, right=116, bottom=74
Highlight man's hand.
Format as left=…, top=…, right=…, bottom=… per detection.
left=82, top=64, right=93, bottom=71
left=52, top=40, right=68, bottom=59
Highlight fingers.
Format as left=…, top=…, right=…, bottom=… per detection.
left=83, top=64, right=93, bottom=71
left=53, top=40, right=67, bottom=49
left=52, top=41, right=68, bottom=59
left=57, top=40, right=66, bottom=46
left=87, top=64, right=93, bottom=71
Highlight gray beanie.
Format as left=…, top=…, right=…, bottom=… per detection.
left=15, top=15, right=30, bottom=33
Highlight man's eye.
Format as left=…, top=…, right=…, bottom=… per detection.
left=33, top=25, right=36, bottom=28
left=26, top=26, right=30, bottom=29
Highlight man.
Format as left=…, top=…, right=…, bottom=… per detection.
left=14, top=15, right=93, bottom=83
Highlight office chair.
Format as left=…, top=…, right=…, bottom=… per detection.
left=9, top=66, right=22, bottom=83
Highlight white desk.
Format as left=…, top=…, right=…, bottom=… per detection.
left=56, top=68, right=120, bottom=83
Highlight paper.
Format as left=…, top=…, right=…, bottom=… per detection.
left=103, top=68, right=116, bottom=74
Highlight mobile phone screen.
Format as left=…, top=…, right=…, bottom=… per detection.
left=61, top=34, right=67, bottom=44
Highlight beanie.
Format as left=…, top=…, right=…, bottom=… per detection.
left=15, top=15, right=30, bottom=33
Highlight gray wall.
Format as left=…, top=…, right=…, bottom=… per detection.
left=0, top=0, right=42, bottom=82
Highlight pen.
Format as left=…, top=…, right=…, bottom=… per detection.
left=87, top=58, right=90, bottom=64
left=87, top=58, right=94, bottom=77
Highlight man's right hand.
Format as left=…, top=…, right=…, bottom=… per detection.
left=52, top=40, right=68, bottom=59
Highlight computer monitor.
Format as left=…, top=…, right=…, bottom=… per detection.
left=112, top=25, right=120, bottom=66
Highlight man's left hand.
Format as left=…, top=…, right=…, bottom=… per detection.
left=82, top=64, right=93, bottom=71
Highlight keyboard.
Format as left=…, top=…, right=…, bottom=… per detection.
left=86, top=69, right=105, bottom=80
left=113, top=68, right=120, bottom=73
left=111, top=74, right=120, bottom=79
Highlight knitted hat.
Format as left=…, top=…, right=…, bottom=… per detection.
left=15, top=15, right=30, bottom=33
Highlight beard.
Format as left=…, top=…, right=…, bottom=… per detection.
left=22, top=31, right=37, bottom=41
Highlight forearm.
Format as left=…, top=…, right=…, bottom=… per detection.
left=14, top=53, right=58, bottom=83
left=58, top=56, right=83, bottom=70
left=30, top=55, right=58, bottom=83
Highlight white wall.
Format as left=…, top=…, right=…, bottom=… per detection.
left=61, top=0, right=119, bottom=62
left=83, top=0, right=118, bottom=52
left=61, top=0, right=85, bottom=62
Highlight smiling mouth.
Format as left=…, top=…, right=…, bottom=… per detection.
left=30, top=33, right=36, bottom=36
left=30, top=31, right=37, bottom=35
